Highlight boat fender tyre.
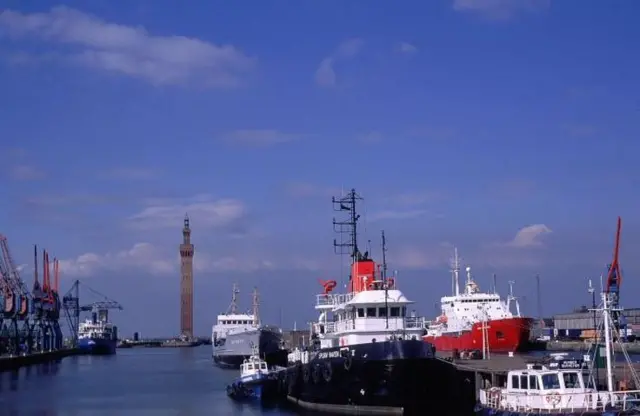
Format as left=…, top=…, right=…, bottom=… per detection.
left=322, top=361, right=333, bottom=382
left=344, top=356, right=353, bottom=371
left=312, top=363, right=321, bottom=384
left=303, top=364, right=311, bottom=383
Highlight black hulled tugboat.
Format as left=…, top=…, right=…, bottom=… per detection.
left=285, top=189, right=466, bottom=415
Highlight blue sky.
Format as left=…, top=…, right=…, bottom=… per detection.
left=1, top=0, right=639, bottom=337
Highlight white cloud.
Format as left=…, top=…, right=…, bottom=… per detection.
left=57, top=242, right=175, bottom=278
left=57, top=242, right=301, bottom=277
left=507, top=224, right=552, bottom=248
left=452, top=0, right=550, bottom=20
left=315, top=58, right=336, bottom=87
left=221, top=129, right=301, bottom=147
left=396, top=42, right=418, bottom=54
left=8, top=164, right=45, bottom=180
left=127, top=194, right=246, bottom=230
left=315, top=38, right=363, bottom=87
left=0, top=6, right=255, bottom=86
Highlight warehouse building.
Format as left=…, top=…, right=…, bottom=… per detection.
left=553, top=307, right=640, bottom=330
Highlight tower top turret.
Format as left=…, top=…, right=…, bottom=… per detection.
left=182, top=213, right=191, bottom=245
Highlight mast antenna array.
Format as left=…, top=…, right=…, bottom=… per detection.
left=332, top=188, right=364, bottom=264
left=381, top=231, right=388, bottom=280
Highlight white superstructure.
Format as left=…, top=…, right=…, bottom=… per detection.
left=312, top=280, right=426, bottom=349
left=426, top=249, right=520, bottom=335
left=212, top=284, right=260, bottom=345
left=78, top=317, right=116, bottom=340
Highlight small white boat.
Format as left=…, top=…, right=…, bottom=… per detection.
left=476, top=275, right=640, bottom=413
left=477, top=362, right=640, bottom=414
left=226, top=353, right=279, bottom=402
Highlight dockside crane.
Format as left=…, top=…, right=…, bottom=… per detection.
left=30, top=248, right=64, bottom=351
left=0, top=234, right=32, bottom=355
left=63, top=280, right=123, bottom=347
left=604, top=217, right=625, bottom=340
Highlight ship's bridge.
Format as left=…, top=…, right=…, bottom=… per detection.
left=314, top=288, right=426, bottom=348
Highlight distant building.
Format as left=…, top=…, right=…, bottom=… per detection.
left=553, top=307, right=640, bottom=330
left=282, top=330, right=310, bottom=349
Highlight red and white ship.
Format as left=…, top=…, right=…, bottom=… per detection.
left=422, top=249, right=533, bottom=353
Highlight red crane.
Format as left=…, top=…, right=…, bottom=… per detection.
left=605, top=216, right=622, bottom=303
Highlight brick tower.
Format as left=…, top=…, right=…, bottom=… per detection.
left=179, top=214, right=194, bottom=339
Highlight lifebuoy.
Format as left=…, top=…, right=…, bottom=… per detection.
left=312, top=364, right=321, bottom=384
left=344, top=356, right=353, bottom=371
left=545, top=393, right=561, bottom=406
left=322, top=361, right=333, bottom=382
left=303, top=364, right=311, bottom=383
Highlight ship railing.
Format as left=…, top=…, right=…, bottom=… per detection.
left=315, top=293, right=355, bottom=308
left=479, top=388, right=640, bottom=412
left=315, top=317, right=426, bottom=334
left=405, top=316, right=427, bottom=329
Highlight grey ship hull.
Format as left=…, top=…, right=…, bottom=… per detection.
left=212, top=326, right=286, bottom=369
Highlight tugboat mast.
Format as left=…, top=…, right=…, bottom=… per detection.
left=332, top=189, right=366, bottom=286
left=381, top=230, right=388, bottom=280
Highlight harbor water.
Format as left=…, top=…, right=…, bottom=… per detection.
left=0, top=346, right=297, bottom=415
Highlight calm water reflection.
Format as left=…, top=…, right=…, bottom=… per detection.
left=0, top=346, right=295, bottom=415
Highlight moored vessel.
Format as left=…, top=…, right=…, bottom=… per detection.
left=226, top=347, right=280, bottom=403
left=77, top=305, right=118, bottom=355
left=285, top=189, right=466, bottom=415
left=423, top=249, right=533, bottom=354
left=212, top=285, right=286, bottom=369
left=475, top=217, right=640, bottom=416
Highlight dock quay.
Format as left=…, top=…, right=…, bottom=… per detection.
left=0, top=348, right=83, bottom=372
left=117, top=337, right=207, bottom=348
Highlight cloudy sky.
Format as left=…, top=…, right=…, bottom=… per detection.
left=1, top=0, right=639, bottom=337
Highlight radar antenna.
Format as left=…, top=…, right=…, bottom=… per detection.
left=332, top=188, right=364, bottom=265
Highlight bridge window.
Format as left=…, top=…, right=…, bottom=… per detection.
left=541, top=374, right=560, bottom=390
left=529, top=375, right=538, bottom=390
left=563, top=372, right=580, bottom=388
left=511, top=375, right=519, bottom=389
left=519, top=375, right=528, bottom=389
left=401, top=307, right=407, bottom=317
left=357, top=308, right=365, bottom=317
left=366, top=308, right=376, bottom=317
left=378, top=307, right=387, bottom=317
left=390, top=307, right=400, bottom=317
